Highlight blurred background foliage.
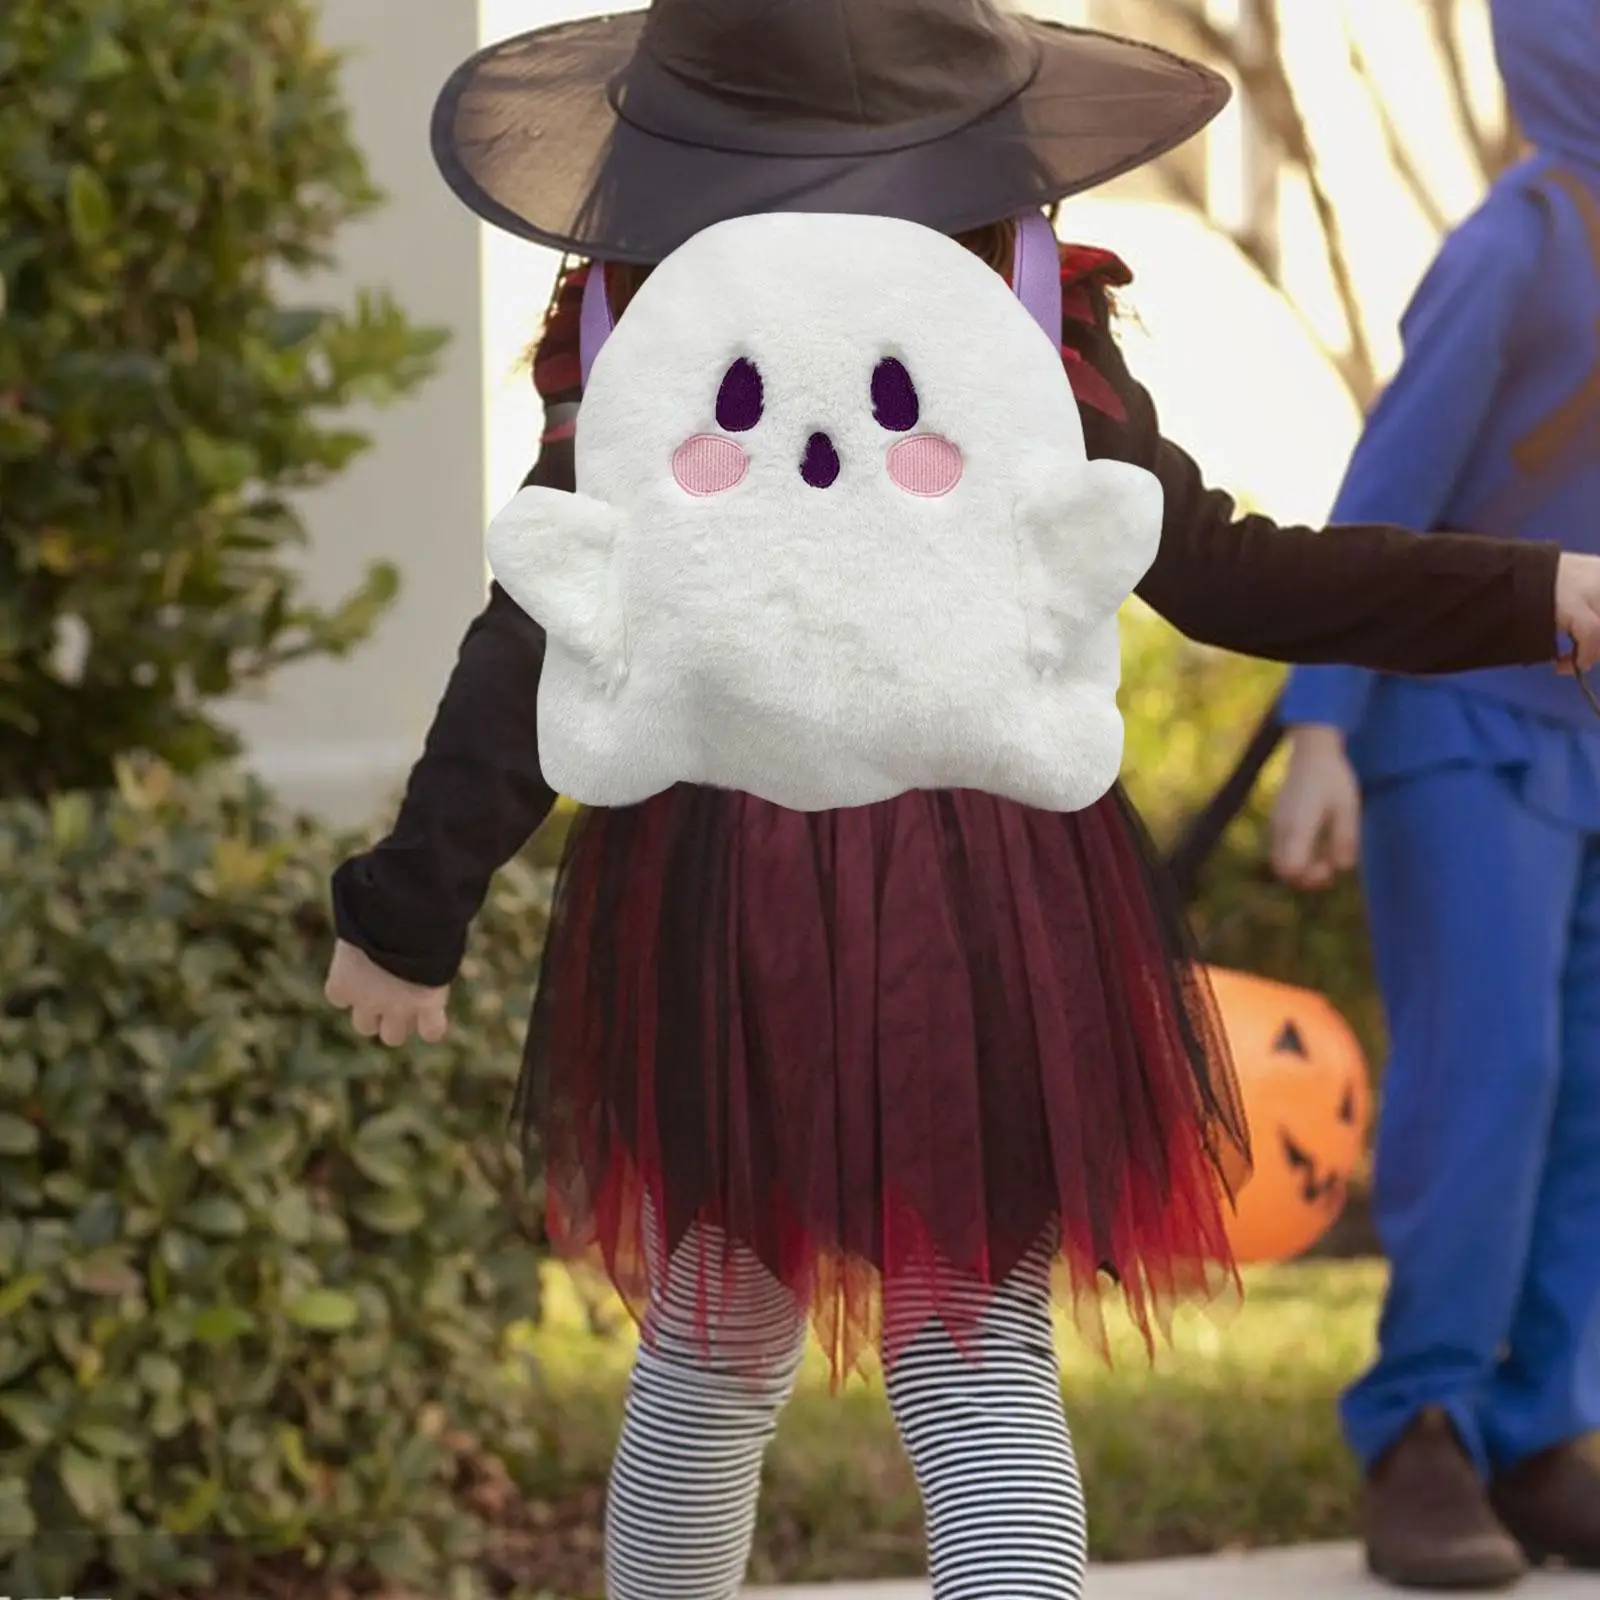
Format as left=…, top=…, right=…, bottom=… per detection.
left=0, top=0, right=442, bottom=799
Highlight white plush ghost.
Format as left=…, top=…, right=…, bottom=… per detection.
left=487, top=211, right=1162, bottom=813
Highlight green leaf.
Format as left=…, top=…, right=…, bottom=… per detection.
left=49, top=791, right=93, bottom=851
left=0, top=1112, right=39, bottom=1155
left=316, top=560, right=401, bottom=653
left=349, top=1139, right=411, bottom=1188
left=162, top=1473, right=221, bottom=1535
left=268, top=1187, right=313, bottom=1243
left=235, top=1117, right=299, bottom=1171
left=136, top=1352, right=182, bottom=1395
left=278, top=1421, right=317, bottom=1487
left=285, top=1288, right=358, bottom=1331
left=58, top=1445, right=120, bottom=1519
left=126, top=1139, right=181, bottom=1206
left=182, top=1196, right=247, bottom=1237
left=74, top=1421, right=145, bottom=1459
left=182, top=429, right=256, bottom=491
left=68, top=1249, right=141, bottom=1296
left=148, top=1390, right=187, bottom=1440
left=66, top=166, right=113, bottom=247
left=0, top=408, right=50, bottom=461
left=0, top=1390, right=58, bottom=1444
left=43, top=1170, right=88, bottom=1207
left=0, top=1270, right=46, bottom=1318
left=188, top=1304, right=255, bottom=1344
left=0, top=1475, right=36, bottom=1542
left=354, top=1190, right=425, bottom=1235
left=265, top=307, right=327, bottom=347
left=81, top=33, right=132, bottom=82
left=55, top=25, right=132, bottom=85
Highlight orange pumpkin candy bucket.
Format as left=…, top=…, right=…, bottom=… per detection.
left=1203, top=965, right=1372, bottom=1264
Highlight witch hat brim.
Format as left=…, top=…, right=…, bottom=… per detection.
left=432, top=11, right=1229, bottom=264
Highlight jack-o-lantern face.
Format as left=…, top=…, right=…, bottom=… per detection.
left=1203, top=965, right=1371, bottom=1265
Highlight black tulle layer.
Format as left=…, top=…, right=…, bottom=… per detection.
left=514, top=782, right=1250, bottom=1378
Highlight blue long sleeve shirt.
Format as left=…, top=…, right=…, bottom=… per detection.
left=1279, top=191, right=1547, bottom=733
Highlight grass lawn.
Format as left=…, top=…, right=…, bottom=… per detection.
left=502, top=1258, right=1384, bottom=1595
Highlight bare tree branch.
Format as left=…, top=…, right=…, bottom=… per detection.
left=1343, top=18, right=1450, bottom=237
left=1248, top=4, right=1380, bottom=400
left=1150, top=159, right=1368, bottom=404
left=1424, top=0, right=1508, bottom=184
left=1137, top=0, right=1380, bottom=403
left=1139, top=0, right=1238, bottom=67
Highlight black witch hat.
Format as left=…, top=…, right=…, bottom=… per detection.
left=432, top=0, right=1230, bottom=263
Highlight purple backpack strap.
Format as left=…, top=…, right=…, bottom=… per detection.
left=575, top=211, right=1059, bottom=389
left=1011, top=208, right=1062, bottom=347
left=579, top=260, right=614, bottom=391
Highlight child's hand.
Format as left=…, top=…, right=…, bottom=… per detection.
left=1555, top=552, right=1600, bottom=673
left=1271, top=725, right=1361, bottom=889
left=324, top=939, right=450, bottom=1046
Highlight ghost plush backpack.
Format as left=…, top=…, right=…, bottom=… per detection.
left=486, top=210, right=1164, bottom=813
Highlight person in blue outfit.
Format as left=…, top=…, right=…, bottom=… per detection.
left=1272, top=0, right=1600, bottom=1587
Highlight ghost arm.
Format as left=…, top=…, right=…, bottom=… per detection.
left=1015, top=455, right=1163, bottom=674
left=1069, top=263, right=1559, bottom=674
left=487, top=486, right=630, bottom=690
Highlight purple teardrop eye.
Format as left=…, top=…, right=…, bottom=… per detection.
left=715, top=357, right=764, bottom=432
left=871, top=357, right=920, bottom=432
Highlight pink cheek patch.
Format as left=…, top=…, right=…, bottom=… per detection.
left=887, top=434, right=963, bottom=498
left=673, top=433, right=749, bottom=496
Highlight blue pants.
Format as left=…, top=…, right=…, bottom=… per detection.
left=1342, top=763, right=1600, bottom=1474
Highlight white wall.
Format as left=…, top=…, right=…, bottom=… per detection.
left=226, top=0, right=487, bottom=827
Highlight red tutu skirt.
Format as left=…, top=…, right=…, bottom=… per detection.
left=515, top=782, right=1250, bottom=1381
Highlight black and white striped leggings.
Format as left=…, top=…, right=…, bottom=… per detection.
left=605, top=1227, right=1087, bottom=1600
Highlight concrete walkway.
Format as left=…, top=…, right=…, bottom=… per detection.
left=747, top=1542, right=1596, bottom=1596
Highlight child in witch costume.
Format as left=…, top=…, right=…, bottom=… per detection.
left=325, top=3, right=1600, bottom=1596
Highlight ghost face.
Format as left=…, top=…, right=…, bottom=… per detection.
left=673, top=352, right=963, bottom=500
left=486, top=212, right=1162, bottom=813
left=650, top=336, right=988, bottom=708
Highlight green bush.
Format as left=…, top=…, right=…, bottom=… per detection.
left=0, top=766, right=550, bottom=1598
left=0, top=0, right=445, bottom=798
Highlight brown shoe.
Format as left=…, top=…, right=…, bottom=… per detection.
left=1491, top=1432, right=1600, bottom=1568
left=1364, top=1409, right=1528, bottom=1589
